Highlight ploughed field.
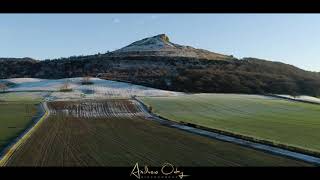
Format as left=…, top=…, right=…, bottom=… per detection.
left=0, top=101, right=39, bottom=152
left=140, top=94, right=320, bottom=153
left=4, top=99, right=309, bottom=166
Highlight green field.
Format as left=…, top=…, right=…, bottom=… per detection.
left=5, top=100, right=309, bottom=166
left=0, top=101, right=39, bottom=152
left=0, top=92, right=46, bottom=102
left=140, top=94, right=320, bottom=153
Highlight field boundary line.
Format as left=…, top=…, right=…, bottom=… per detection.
left=136, top=97, right=320, bottom=156
left=0, top=102, right=50, bottom=167
left=135, top=97, right=320, bottom=166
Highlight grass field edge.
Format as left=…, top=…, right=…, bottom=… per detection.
left=0, top=102, right=50, bottom=167
left=138, top=97, right=320, bottom=159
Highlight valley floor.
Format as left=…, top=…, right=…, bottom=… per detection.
left=3, top=99, right=309, bottom=166
left=1, top=78, right=318, bottom=167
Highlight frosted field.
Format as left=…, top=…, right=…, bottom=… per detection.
left=4, top=99, right=309, bottom=166
left=0, top=92, right=48, bottom=102
left=276, top=94, right=320, bottom=104
left=140, top=93, right=320, bottom=153
left=5, top=78, right=43, bottom=84
left=49, top=100, right=147, bottom=118
left=2, top=78, right=182, bottom=99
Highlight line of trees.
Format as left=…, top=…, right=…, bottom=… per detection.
left=0, top=55, right=319, bottom=97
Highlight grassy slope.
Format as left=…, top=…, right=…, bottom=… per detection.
left=0, top=92, right=45, bottom=102
left=6, top=100, right=309, bottom=166
left=140, top=94, right=320, bottom=153
left=0, top=102, right=38, bottom=151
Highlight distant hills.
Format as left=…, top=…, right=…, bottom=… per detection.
left=1, top=34, right=319, bottom=97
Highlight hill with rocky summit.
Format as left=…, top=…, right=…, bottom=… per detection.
left=0, top=34, right=320, bottom=97
left=110, top=34, right=235, bottom=60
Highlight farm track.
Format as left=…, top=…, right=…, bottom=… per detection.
left=0, top=102, right=49, bottom=166
left=4, top=99, right=311, bottom=166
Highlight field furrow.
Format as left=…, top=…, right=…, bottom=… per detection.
left=4, top=99, right=311, bottom=166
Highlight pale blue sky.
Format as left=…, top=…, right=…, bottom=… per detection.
left=0, top=14, right=319, bottom=72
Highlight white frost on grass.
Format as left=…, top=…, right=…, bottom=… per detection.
left=5, top=78, right=44, bottom=84
left=0, top=92, right=49, bottom=101
left=193, top=93, right=278, bottom=100
left=298, top=96, right=320, bottom=103
left=50, top=100, right=147, bottom=118
left=3, top=77, right=182, bottom=99
left=6, top=78, right=78, bottom=91
left=276, top=94, right=320, bottom=104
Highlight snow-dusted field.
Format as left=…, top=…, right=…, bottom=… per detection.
left=275, top=94, right=320, bottom=104
left=49, top=100, right=147, bottom=118
left=5, top=78, right=43, bottom=84
left=2, top=77, right=182, bottom=100
left=3, top=78, right=319, bottom=103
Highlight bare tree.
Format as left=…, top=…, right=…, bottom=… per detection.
left=81, top=76, right=93, bottom=85
left=0, top=83, right=8, bottom=92
left=60, top=80, right=72, bottom=92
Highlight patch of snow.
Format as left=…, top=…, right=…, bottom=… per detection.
left=275, top=94, right=320, bottom=104
left=6, top=78, right=43, bottom=84
left=3, top=77, right=183, bottom=100
left=298, top=96, right=320, bottom=103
